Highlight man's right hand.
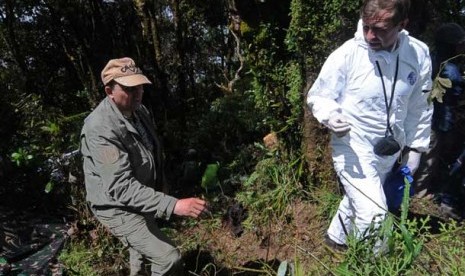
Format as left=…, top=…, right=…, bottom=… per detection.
left=327, top=112, right=351, bottom=137
left=173, top=198, right=207, bottom=218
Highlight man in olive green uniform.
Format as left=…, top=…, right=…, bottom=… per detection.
left=80, top=57, right=207, bottom=275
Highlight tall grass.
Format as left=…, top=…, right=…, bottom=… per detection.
left=237, top=150, right=306, bottom=225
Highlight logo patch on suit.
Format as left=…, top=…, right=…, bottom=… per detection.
left=407, top=72, right=417, bottom=85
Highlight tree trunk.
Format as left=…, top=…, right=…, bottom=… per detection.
left=171, top=0, right=187, bottom=96
left=302, top=96, right=337, bottom=187
left=2, top=0, right=29, bottom=90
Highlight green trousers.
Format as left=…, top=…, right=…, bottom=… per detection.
left=92, top=207, right=183, bottom=275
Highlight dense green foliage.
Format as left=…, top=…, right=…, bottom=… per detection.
left=1, top=0, right=462, bottom=200
left=1, top=0, right=465, bottom=274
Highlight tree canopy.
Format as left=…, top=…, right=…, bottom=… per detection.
left=0, top=0, right=463, bottom=218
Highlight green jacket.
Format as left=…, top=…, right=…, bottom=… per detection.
left=80, top=97, right=177, bottom=219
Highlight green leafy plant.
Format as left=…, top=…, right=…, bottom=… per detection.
left=58, top=242, right=99, bottom=276
left=201, top=162, right=220, bottom=193
left=10, top=148, right=33, bottom=167
left=237, top=150, right=305, bottom=226
left=424, top=220, right=465, bottom=275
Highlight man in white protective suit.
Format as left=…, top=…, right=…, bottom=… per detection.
left=306, top=0, right=433, bottom=248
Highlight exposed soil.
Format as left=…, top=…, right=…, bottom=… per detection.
left=173, top=189, right=460, bottom=275
left=174, top=199, right=344, bottom=275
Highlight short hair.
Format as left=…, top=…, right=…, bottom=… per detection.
left=435, top=23, right=465, bottom=46
left=106, top=80, right=118, bottom=89
left=434, top=23, right=465, bottom=68
left=360, top=0, right=410, bottom=25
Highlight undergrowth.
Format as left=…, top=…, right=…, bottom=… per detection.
left=236, top=150, right=306, bottom=226
left=59, top=229, right=127, bottom=276
left=59, top=186, right=128, bottom=275
left=308, top=173, right=465, bottom=276
left=58, top=148, right=465, bottom=275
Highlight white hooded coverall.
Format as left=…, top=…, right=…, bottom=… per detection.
left=307, top=23, right=433, bottom=245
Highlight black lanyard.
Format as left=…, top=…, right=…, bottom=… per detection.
left=375, top=55, right=399, bottom=136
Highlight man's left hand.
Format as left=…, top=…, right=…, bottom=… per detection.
left=173, top=198, right=208, bottom=218
left=403, top=150, right=422, bottom=175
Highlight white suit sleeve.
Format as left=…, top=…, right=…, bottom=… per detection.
left=306, top=47, right=347, bottom=124
left=404, top=47, right=433, bottom=152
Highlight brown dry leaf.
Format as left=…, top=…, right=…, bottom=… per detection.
left=263, top=132, right=279, bottom=150
left=429, top=77, right=449, bottom=104
left=89, top=229, right=99, bottom=242
left=437, top=76, right=452, bottom=88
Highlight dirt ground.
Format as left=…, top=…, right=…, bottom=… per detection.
left=175, top=199, right=349, bottom=275
left=174, top=193, right=457, bottom=275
